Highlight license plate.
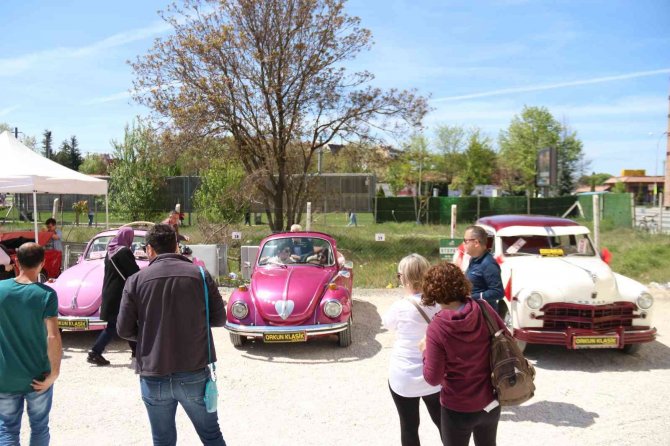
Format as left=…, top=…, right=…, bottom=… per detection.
left=263, top=331, right=306, bottom=343
left=573, top=335, right=619, bottom=349
left=58, top=319, right=89, bottom=330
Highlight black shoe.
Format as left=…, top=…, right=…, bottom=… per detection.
left=87, top=352, right=110, bottom=366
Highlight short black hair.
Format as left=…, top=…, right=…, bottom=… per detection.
left=45, top=217, right=57, bottom=226
left=146, top=223, right=178, bottom=255
left=17, top=242, right=45, bottom=269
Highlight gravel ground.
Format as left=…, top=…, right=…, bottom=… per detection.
left=19, top=287, right=670, bottom=445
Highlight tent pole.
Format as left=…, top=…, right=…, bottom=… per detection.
left=105, top=194, right=109, bottom=229
left=33, top=191, right=39, bottom=243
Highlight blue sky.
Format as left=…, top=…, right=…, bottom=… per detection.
left=1, top=0, right=669, bottom=177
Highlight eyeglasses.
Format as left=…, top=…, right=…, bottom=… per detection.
left=463, top=238, right=478, bottom=244
left=396, top=272, right=403, bottom=279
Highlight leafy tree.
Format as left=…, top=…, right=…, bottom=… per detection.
left=433, top=125, right=467, bottom=191
left=556, top=126, right=585, bottom=195
left=612, top=180, right=626, bottom=194
left=453, top=130, right=497, bottom=195
left=53, top=140, right=72, bottom=167
left=498, top=106, right=562, bottom=195
left=109, top=123, right=167, bottom=220
left=194, top=157, right=249, bottom=223
left=578, top=172, right=612, bottom=190
left=131, top=0, right=428, bottom=231
left=79, top=154, right=109, bottom=175
left=42, top=130, right=53, bottom=159
left=67, top=136, right=83, bottom=171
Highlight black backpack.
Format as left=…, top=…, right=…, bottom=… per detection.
left=476, top=300, right=536, bottom=406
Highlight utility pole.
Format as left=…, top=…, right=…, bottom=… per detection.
left=665, top=91, right=670, bottom=208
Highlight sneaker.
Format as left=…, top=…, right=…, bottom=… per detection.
left=87, top=352, right=110, bottom=366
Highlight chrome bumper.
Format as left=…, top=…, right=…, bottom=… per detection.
left=225, top=321, right=349, bottom=337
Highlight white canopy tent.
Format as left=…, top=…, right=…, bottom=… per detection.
left=0, top=131, right=109, bottom=242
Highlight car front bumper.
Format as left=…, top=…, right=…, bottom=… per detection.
left=58, top=315, right=108, bottom=331
left=224, top=321, right=350, bottom=338
left=515, top=326, right=657, bottom=349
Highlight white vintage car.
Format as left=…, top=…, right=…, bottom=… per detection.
left=473, top=215, right=656, bottom=353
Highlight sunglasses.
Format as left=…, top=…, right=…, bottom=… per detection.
left=396, top=272, right=403, bottom=279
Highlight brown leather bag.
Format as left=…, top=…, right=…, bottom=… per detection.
left=476, top=300, right=536, bottom=406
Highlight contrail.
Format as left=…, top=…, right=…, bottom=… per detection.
left=431, top=68, right=670, bottom=102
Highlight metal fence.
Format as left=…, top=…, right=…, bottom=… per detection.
left=635, top=206, right=670, bottom=234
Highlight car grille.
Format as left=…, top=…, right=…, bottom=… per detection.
left=539, top=302, right=638, bottom=330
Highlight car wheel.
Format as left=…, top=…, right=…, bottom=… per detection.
left=499, top=304, right=527, bottom=353
left=621, top=344, right=641, bottom=354
left=230, top=333, right=245, bottom=348
left=338, top=319, right=352, bottom=348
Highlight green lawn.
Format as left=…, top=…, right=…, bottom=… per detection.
left=4, top=212, right=668, bottom=287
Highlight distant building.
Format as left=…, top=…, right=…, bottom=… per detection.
left=604, top=170, right=664, bottom=205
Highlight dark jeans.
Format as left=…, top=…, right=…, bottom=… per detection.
left=389, top=383, right=442, bottom=446
left=440, top=405, right=501, bottom=446
left=140, top=368, right=225, bottom=446
left=91, top=318, right=136, bottom=356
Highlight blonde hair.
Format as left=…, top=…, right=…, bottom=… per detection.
left=290, top=224, right=302, bottom=232
left=398, top=253, right=431, bottom=292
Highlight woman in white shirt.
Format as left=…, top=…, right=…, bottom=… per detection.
left=382, top=253, right=441, bottom=446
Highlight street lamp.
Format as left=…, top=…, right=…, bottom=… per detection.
left=655, top=131, right=669, bottom=207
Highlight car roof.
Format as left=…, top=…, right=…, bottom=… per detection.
left=476, top=214, right=580, bottom=231
left=93, top=228, right=147, bottom=238
left=262, top=231, right=336, bottom=242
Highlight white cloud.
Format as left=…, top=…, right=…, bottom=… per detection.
left=0, top=105, right=19, bottom=117
left=0, top=21, right=170, bottom=77
left=431, top=69, right=670, bottom=102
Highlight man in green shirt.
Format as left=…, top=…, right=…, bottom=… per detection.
left=0, top=242, right=62, bottom=445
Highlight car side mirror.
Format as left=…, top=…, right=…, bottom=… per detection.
left=342, top=260, right=353, bottom=269
left=337, top=270, right=351, bottom=279
left=243, top=261, right=251, bottom=268
left=76, top=255, right=83, bottom=264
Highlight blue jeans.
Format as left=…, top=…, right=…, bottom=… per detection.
left=140, top=369, right=225, bottom=446
left=0, top=387, right=53, bottom=446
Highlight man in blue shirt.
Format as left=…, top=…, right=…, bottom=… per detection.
left=464, top=225, right=504, bottom=312
left=0, top=242, right=62, bottom=444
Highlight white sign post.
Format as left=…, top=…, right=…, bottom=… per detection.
left=450, top=204, right=457, bottom=239
left=306, top=202, right=312, bottom=231
left=375, top=233, right=386, bottom=242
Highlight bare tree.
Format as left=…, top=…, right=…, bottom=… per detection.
left=131, top=0, right=428, bottom=230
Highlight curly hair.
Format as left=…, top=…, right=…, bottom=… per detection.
left=421, top=261, right=471, bottom=306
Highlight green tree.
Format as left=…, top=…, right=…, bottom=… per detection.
left=454, top=130, right=497, bottom=195
left=131, top=0, right=428, bottom=231
left=53, top=140, right=71, bottom=167
left=579, top=172, right=613, bottom=191
left=42, top=130, right=53, bottom=159
left=433, top=125, right=467, bottom=191
left=556, top=126, right=585, bottom=195
left=109, top=123, right=167, bottom=220
left=67, top=136, right=83, bottom=171
left=498, top=106, right=562, bottom=195
left=194, top=158, right=249, bottom=223
left=79, top=154, right=109, bottom=175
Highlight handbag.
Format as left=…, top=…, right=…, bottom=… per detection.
left=199, top=266, right=219, bottom=413
left=475, top=299, right=535, bottom=406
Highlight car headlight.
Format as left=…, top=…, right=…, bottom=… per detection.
left=323, top=300, right=343, bottom=318
left=526, top=292, right=543, bottom=310
left=637, top=292, right=654, bottom=310
left=231, top=301, right=249, bottom=319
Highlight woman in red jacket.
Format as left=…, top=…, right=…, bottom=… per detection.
left=421, top=262, right=507, bottom=446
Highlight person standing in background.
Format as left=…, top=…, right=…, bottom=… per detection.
left=463, top=225, right=503, bottom=312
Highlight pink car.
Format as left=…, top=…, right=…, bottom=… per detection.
left=225, top=232, right=354, bottom=347
left=50, top=228, right=150, bottom=331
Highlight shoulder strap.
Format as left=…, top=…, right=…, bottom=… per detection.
left=475, top=299, right=497, bottom=335
left=199, top=266, right=215, bottom=371
left=109, top=253, right=126, bottom=281
left=404, top=297, right=431, bottom=324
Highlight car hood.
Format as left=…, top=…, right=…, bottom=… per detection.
left=51, top=260, right=105, bottom=316
left=504, top=256, right=618, bottom=304
left=251, top=266, right=334, bottom=324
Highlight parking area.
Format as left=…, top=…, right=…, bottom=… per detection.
left=21, top=287, right=670, bottom=445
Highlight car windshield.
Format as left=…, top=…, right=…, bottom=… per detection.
left=501, top=233, right=595, bottom=257
left=258, top=237, right=334, bottom=266
left=85, top=235, right=148, bottom=260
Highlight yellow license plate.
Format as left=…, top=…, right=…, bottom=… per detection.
left=263, top=331, right=306, bottom=343
left=58, top=319, right=90, bottom=330
left=573, top=335, right=619, bottom=349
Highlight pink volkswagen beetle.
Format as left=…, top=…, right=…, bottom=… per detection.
left=225, top=231, right=354, bottom=347
left=50, top=226, right=150, bottom=331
